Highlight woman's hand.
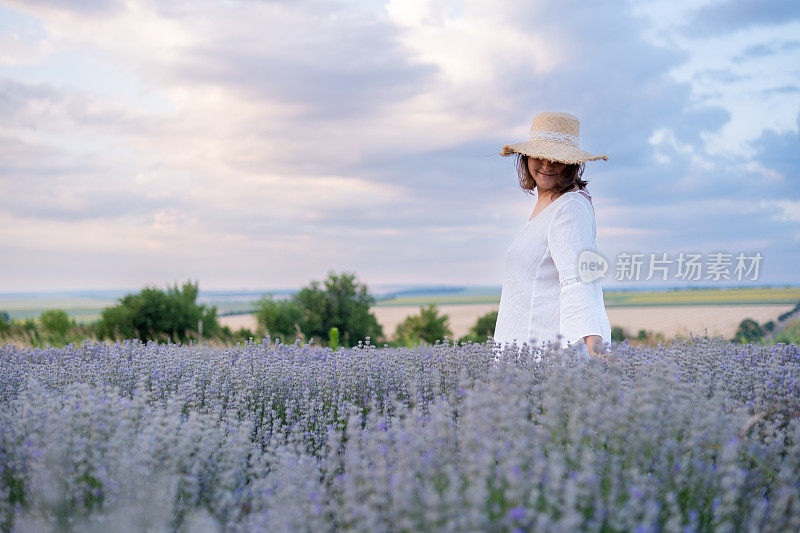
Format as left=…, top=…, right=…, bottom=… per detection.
left=583, top=335, right=606, bottom=359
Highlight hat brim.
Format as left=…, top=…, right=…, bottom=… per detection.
left=500, top=139, right=607, bottom=164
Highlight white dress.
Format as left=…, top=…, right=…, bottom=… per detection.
left=493, top=188, right=611, bottom=359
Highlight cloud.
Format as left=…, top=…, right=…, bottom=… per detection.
left=1, top=0, right=799, bottom=290
left=759, top=199, right=800, bottom=224
left=733, top=39, right=800, bottom=62
left=693, top=68, right=747, bottom=83
left=3, top=0, right=125, bottom=16
left=759, top=85, right=800, bottom=97
left=751, top=112, right=800, bottom=184
left=686, top=0, right=800, bottom=35
left=154, top=6, right=437, bottom=120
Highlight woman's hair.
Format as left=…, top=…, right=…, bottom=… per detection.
left=515, top=153, right=587, bottom=196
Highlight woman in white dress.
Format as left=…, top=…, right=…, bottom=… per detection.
left=493, top=111, right=612, bottom=360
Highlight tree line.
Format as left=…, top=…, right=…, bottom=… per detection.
left=0, top=272, right=498, bottom=348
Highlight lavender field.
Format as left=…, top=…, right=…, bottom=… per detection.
left=1, top=337, right=799, bottom=532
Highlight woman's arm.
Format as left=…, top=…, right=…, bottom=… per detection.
left=548, top=200, right=609, bottom=353
left=583, top=334, right=605, bottom=358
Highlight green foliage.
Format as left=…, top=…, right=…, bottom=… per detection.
left=732, top=318, right=764, bottom=344
left=772, top=319, right=800, bottom=344
left=458, top=310, right=498, bottom=344
left=394, top=304, right=453, bottom=347
left=218, top=325, right=255, bottom=345
left=638, top=329, right=665, bottom=345
left=255, top=296, right=305, bottom=343
left=611, top=325, right=627, bottom=342
left=1, top=272, right=382, bottom=348
left=199, top=306, right=220, bottom=339
left=39, top=309, right=73, bottom=338
left=328, top=327, right=340, bottom=350
left=39, top=309, right=77, bottom=346
left=0, top=310, right=93, bottom=347
left=20, top=319, right=39, bottom=343
left=97, top=281, right=218, bottom=343
left=609, top=326, right=663, bottom=346
left=294, top=271, right=383, bottom=347
left=0, top=317, right=38, bottom=345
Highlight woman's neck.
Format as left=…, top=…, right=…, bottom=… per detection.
left=537, top=185, right=580, bottom=202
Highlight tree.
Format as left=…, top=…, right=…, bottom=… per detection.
left=610, top=325, right=628, bottom=342
left=458, top=310, right=498, bottom=344
left=255, top=296, right=305, bottom=343
left=218, top=325, right=256, bottom=345
left=294, top=271, right=383, bottom=347
left=97, top=281, right=219, bottom=343
left=733, top=318, right=764, bottom=344
left=0, top=311, right=10, bottom=335
left=39, top=309, right=76, bottom=346
left=40, top=309, right=73, bottom=337
left=394, top=304, right=453, bottom=347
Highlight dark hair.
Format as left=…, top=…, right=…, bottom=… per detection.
left=515, top=153, right=587, bottom=197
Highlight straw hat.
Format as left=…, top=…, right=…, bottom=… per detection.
left=500, top=112, right=607, bottom=164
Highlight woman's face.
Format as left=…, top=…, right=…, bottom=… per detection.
left=527, top=157, right=566, bottom=190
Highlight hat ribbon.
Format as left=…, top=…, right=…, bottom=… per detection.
left=528, top=130, right=579, bottom=147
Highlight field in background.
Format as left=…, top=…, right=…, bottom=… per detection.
left=601, top=286, right=800, bottom=307
left=217, top=286, right=800, bottom=340
left=219, top=303, right=503, bottom=340
left=605, top=304, right=794, bottom=339
left=220, top=303, right=795, bottom=341
left=4, top=285, right=799, bottom=341
left=374, top=285, right=800, bottom=307
left=0, top=295, right=114, bottom=322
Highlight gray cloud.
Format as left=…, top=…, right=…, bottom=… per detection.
left=685, top=0, right=800, bottom=35
left=0, top=186, right=185, bottom=221
left=0, top=78, right=167, bottom=138
left=693, top=69, right=748, bottom=83
left=174, top=47, right=435, bottom=120
left=752, top=112, right=800, bottom=186
left=733, top=40, right=800, bottom=63
left=2, top=0, right=125, bottom=16
left=0, top=78, right=64, bottom=128
left=759, top=85, right=800, bottom=97
left=150, top=5, right=437, bottom=120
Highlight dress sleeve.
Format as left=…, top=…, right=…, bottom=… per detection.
left=547, top=199, right=607, bottom=347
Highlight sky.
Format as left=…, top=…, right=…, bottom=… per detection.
left=1, top=0, right=799, bottom=292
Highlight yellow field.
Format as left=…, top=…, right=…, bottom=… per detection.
left=375, top=286, right=800, bottom=308
left=601, top=287, right=800, bottom=307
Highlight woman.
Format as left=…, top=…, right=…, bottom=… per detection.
left=493, top=111, right=612, bottom=360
